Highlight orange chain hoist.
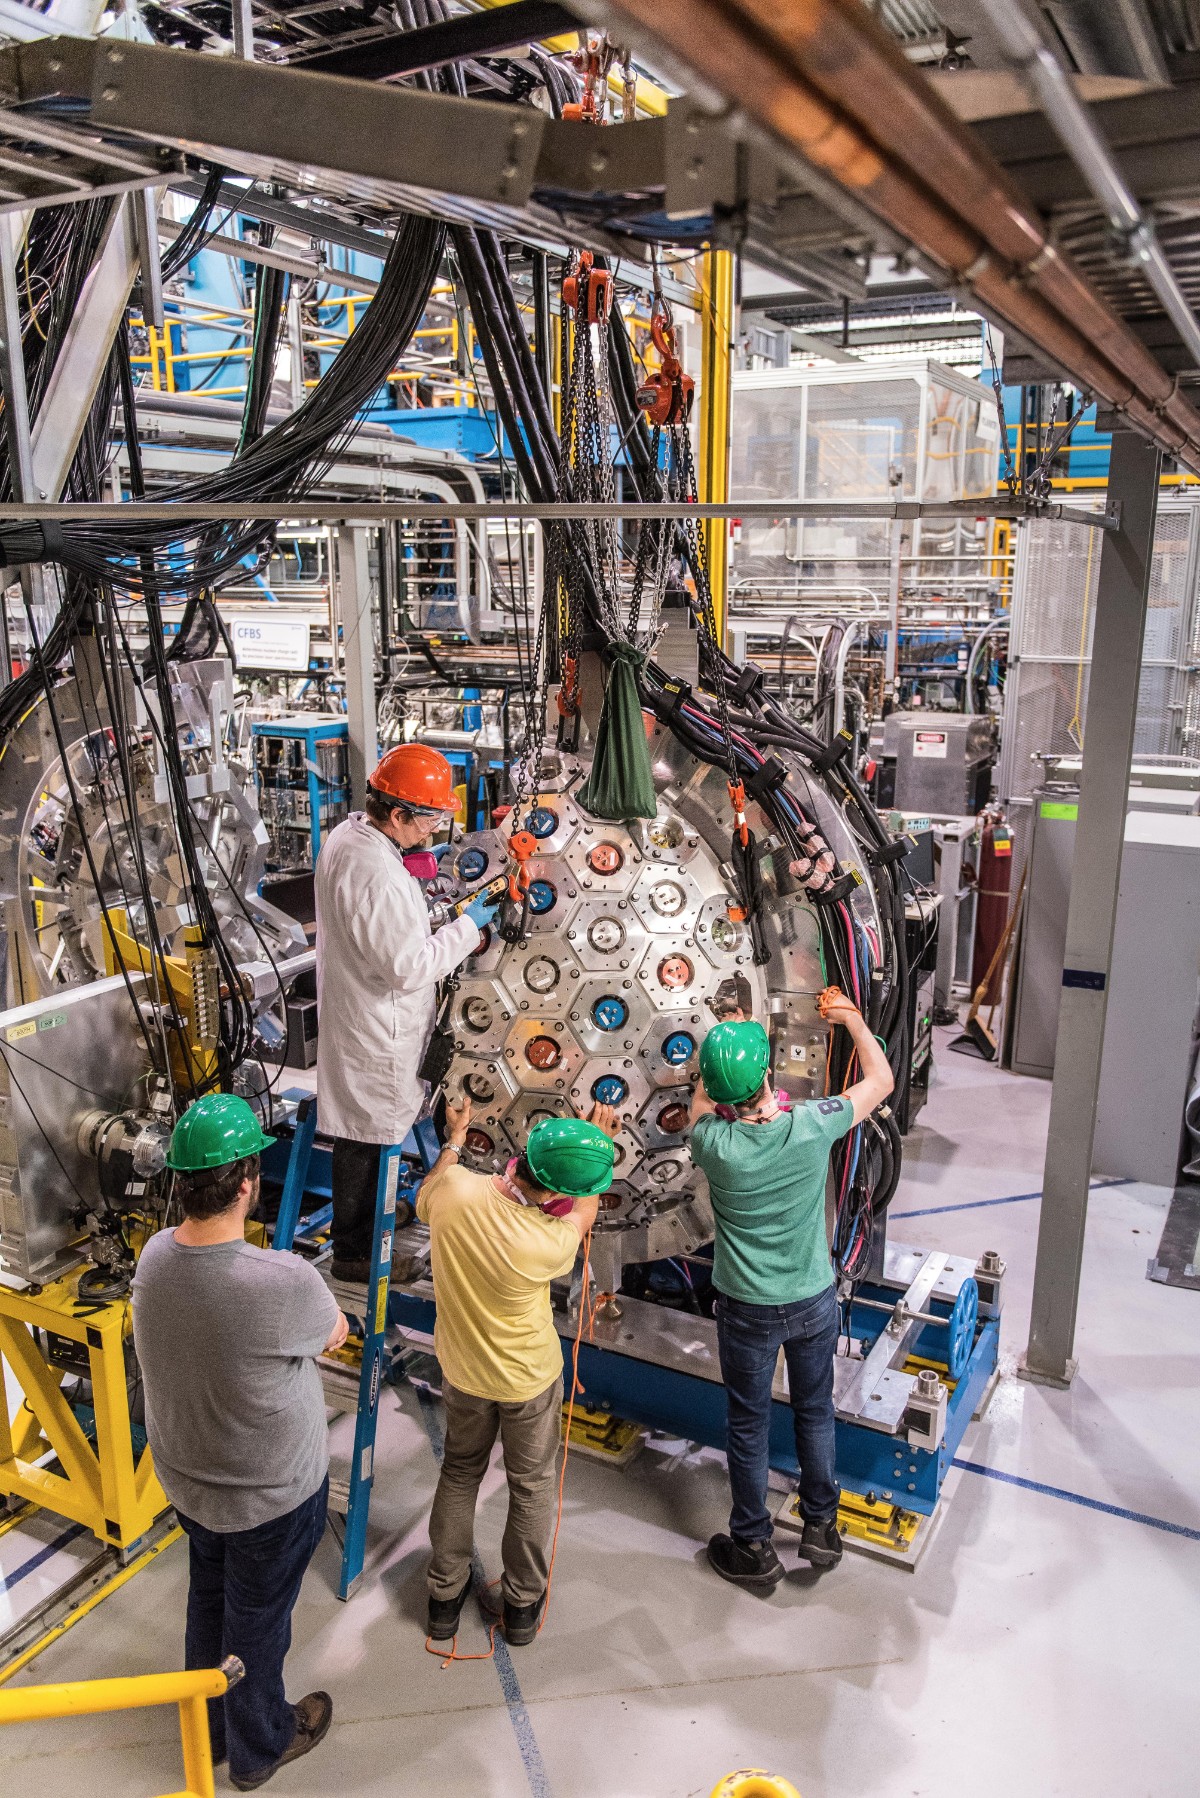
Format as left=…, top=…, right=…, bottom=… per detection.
left=636, top=302, right=695, bottom=427
left=563, top=249, right=613, bottom=326
left=506, top=829, right=537, bottom=903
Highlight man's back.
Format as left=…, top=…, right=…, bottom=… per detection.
left=691, top=1097, right=855, bottom=1304
left=132, top=1231, right=338, bottom=1531
left=417, top=1164, right=579, bottom=1403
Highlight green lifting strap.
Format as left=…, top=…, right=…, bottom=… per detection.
left=577, top=643, right=658, bottom=821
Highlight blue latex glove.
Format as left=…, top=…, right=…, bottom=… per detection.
left=465, top=893, right=500, bottom=930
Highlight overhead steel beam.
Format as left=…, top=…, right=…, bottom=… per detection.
left=297, top=0, right=580, bottom=80
left=0, top=498, right=1121, bottom=526
left=573, top=0, right=1200, bottom=474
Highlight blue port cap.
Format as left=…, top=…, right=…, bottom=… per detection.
left=528, top=806, right=558, bottom=839
left=456, top=848, right=488, bottom=881
left=663, top=1030, right=696, bottom=1065
left=592, top=995, right=629, bottom=1032
left=592, top=1074, right=628, bottom=1107
left=528, top=880, right=556, bottom=914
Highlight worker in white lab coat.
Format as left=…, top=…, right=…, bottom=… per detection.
left=315, top=744, right=498, bottom=1281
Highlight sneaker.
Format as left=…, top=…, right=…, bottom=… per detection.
left=799, top=1517, right=843, bottom=1569
left=706, top=1533, right=784, bottom=1589
left=502, top=1590, right=547, bottom=1646
left=427, top=1576, right=473, bottom=1641
left=229, top=1692, right=333, bottom=1791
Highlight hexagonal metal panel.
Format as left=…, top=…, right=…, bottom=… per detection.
left=501, top=1015, right=585, bottom=1093
left=563, top=820, right=648, bottom=893
left=637, top=1084, right=694, bottom=1151
left=500, top=937, right=585, bottom=1019
left=564, top=894, right=647, bottom=975
left=768, top=993, right=830, bottom=1104
left=500, top=792, right=581, bottom=858
left=449, top=977, right=516, bottom=1057
left=694, top=892, right=756, bottom=971
left=443, top=1054, right=520, bottom=1145
left=628, top=860, right=707, bottom=936
left=565, top=975, right=651, bottom=1056
left=637, top=1009, right=707, bottom=1088
left=632, top=934, right=714, bottom=1012
left=566, top=1057, right=650, bottom=1131
left=500, top=1090, right=576, bottom=1158
left=517, top=852, right=582, bottom=937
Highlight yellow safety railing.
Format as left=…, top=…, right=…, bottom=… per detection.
left=0, top=1656, right=243, bottom=1798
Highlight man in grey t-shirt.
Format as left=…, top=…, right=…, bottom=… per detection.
left=133, top=1094, right=346, bottom=1793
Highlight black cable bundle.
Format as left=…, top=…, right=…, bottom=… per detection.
left=238, top=222, right=289, bottom=452
left=0, top=210, right=445, bottom=596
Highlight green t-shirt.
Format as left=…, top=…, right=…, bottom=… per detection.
left=691, top=1098, right=856, bottom=1304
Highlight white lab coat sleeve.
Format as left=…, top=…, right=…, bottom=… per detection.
left=340, top=874, right=480, bottom=993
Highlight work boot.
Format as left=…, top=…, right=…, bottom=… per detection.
left=502, top=1590, right=547, bottom=1646
left=427, top=1576, right=473, bottom=1642
left=229, top=1692, right=333, bottom=1791
left=330, top=1258, right=372, bottom=1284
left=798, top=1517, right=844, bottom=1569
left=706, top=1533, right=784, bottom=1589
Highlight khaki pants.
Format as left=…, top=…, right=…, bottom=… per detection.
left=428, top=1375, right=563, bottom=1607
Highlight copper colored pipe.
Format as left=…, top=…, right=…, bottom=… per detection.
left=596, top=0, right=1200, bottom=474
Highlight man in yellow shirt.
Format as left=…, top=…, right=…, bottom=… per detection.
left=417, top=1100, right=617, bottom=1646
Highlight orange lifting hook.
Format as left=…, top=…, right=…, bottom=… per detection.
left=507, top=828, right=537, bottom=903
left=636, top=304, right=695, bottom=427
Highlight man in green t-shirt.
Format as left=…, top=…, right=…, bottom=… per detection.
left=688, top=995, right=894, bottom=1590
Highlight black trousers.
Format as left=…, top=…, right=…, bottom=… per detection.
left=330, top=1138, right=382, bottom=1262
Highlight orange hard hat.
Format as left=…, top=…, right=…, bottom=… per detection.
left=368, top=743, right=457, bottom=815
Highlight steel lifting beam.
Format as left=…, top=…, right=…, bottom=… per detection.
left=1021, top=430, right=1162, bottom=1386
left=698, top=247, right=734, bottom=648
left=0, top=38, right=742, bottom=223
left=298, top=0, right=579, bottom=80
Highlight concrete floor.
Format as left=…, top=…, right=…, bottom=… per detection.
left=2, top=1030, right=1197, bottom=1798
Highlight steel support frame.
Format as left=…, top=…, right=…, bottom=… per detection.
left=1021, top=429, right=1162, bottom=1387
left=336, top=525, right=378, bottom=810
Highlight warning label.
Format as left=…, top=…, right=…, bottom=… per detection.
left=912, top=731, right=949, bottom=760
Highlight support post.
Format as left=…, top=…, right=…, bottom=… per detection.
left=231, top=0, right=255, bottom=59
left=337, top=525, right=378, bottom=808
left=1020, top=429, right=1161, bottom=1387
left=698, top=247, right=734, bottom=648
left=884, top=518, right=904, bottom=692
left=0, top=213, right=43, bottom=666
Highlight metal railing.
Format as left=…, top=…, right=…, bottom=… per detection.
left=0, top=1657, right=243, bottom=1798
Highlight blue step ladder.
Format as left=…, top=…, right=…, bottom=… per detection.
left=273, top=1098, right=439, bottom=1599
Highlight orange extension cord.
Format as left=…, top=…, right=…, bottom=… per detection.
left=425, top=1228, right=593, bottom=1668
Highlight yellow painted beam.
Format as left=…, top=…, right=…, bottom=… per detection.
left=698, top=247, right=734, bottom=646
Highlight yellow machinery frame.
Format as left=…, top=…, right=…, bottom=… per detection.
left=699, top=247, right=735, bottom=647
left=0, top=1269, right=167, bottom=1549
left=0, top=1660, right=237, bottom=1798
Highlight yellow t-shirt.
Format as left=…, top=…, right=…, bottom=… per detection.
left=416, top=1161, right=580, bottom=1403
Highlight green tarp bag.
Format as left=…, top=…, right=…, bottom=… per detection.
left=577, top=643, right=657, bottom=821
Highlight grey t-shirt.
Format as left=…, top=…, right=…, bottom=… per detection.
left=132, top=1231, right=339, bottom=1532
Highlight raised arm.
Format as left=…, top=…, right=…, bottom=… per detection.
left=820, top=989, right=894, bottom=1124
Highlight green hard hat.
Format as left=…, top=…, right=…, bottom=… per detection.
left=699, top=1019, right=771, bottom=1106
left=525, top=1116, right=615, bottom=1197
left=166, top=1092, right=275, bottom=1172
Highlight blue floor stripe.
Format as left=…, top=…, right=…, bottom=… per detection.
left=892, top=1177, right=1131, bottom=1220
left=953, top=1458, right=1200, bottom=1541
left=1, top=1523, right=87, bottom=1591
left=415, top=1387, right=553, bottom=1798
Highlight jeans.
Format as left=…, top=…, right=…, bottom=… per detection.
left=428, top=1377, right=563, bottom=1607
left=177, top=1476, right=329, bottom=1783
left=331, top=1138, right=382, bottom=1262
left=715, top=1285, right=839, bottom=1542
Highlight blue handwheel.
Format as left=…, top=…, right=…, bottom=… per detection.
left=947, top=1277, right=979, bottom=1380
